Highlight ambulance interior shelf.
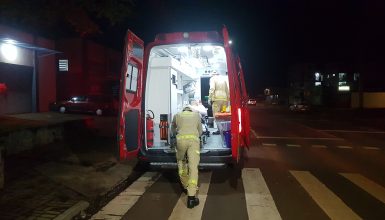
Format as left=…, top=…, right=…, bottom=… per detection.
left=145, top=56, right=199, bottom=148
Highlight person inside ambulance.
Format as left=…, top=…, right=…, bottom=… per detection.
left=171, top=106, right=203, bottom=209
left=188, top=98, right=208, bottom=118
left=208, top=70, right=229, bottom=135
left=188, top=98, right=210, bottom=138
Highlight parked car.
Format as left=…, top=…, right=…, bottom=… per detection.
left=50, top=95, right=116, bottom=116
left=247, top=98, right=257, bottom=105
left=289, top=102, right=310, bottom=112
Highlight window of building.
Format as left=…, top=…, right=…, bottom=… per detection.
left=354, top=73, right=360, bottom=81
left=314, top=72, right=320, bottom=81
left=338, top=86, right=350, bottom=91
left=339, top=73, right=346, bottom=81
left=58, top=59, right=68, bottom=71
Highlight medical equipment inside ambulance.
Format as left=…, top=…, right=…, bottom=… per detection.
left=145, top=43, right=231, bottom=150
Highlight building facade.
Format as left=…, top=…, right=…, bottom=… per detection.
left=288, top=63, right=359, bottom=108
left=0, top=25, right=57, bottom=114
left=0, top=25, right=122, bottom=115
left=56, top=39, right=122, bottom=101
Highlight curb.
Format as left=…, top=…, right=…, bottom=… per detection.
left=54, top=201, right=89, bottom=220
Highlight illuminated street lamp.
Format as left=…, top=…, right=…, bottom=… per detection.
left=1, top=43, right=18, bottom=61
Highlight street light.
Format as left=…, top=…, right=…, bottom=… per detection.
left=1, top=43, right=18, bottom=61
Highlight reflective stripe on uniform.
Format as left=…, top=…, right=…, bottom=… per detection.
left=214, top=98, right=228, bottom=101
left=214, top=95, right=228, bottom=100
left=188, top=179, right=198, bottom=186
left=179, top=168, right=188, bottom=176
left=176, top=134, right=199, bottom=141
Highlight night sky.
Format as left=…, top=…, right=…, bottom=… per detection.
left=97, top=0, right=384, bottom=96
left=3, top=0, right=384, bottom=96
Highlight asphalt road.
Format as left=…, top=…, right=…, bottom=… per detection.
left=92, top=106, right=385, bottom=220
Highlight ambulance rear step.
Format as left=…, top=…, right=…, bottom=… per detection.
left=149, top=162, right=227, bottom=169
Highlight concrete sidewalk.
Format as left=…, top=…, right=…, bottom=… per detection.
left=0, top=112, right=140, bottom=219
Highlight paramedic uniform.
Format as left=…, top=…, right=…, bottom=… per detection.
left=172, top=106, right=203, bottom=197
left=209, top=73, right=229, bottom=114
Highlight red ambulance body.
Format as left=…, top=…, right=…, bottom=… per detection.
left=118, top=27, right=250, bottom=167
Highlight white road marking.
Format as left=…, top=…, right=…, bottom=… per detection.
left=168, top=172, right=212, bottom=220
left=91, top=172, right=160, bottom=220
left=337, top=146, right=353, bottom=149
left=257, top=136, right=344, bottom=141
left=242, top=168, right=282, bottom=220
left=251, top=129, right=259, bottom=138
left=321, top=130, right=385, bottom=134
left=262, top=143, right=277, bottom=147
left=362, top=146, right=380, bottom=150
left=287, top=144, right=301, bottom=147
left=341, top=173, right=385, bottom=204
left=312, top=145, right=327, bottom=148
left=290, top=170, right=361, bottom=220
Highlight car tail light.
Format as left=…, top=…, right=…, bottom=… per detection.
left=238, top=108, right=242, bottom=133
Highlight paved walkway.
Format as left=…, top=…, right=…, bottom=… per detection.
left=0, top=112, right=139, bottom=219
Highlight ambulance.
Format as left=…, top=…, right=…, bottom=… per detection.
left=118, top=26, right=250, bottom=168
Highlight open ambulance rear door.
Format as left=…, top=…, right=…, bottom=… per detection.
left=236, top=56, right=250, bottom=148
left=118, top=30, right=145, bottom=160
left=222, top=26, right=250, bottom=162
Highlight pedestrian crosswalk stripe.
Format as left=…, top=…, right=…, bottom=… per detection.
left=242, top=168, right=282, bottom=220
left=262, top=143, right=277, bottom=147
left=168, top=172, right=212, bottom=220
left=91, top=172, right=160, bottom=220
left=340, top=173, right=385, bottom=204
left=321, top=129, right=385, bottom=134
left=257, top=136, right=344, bottom=140
left=337, top=146, right=352, bottom=149
left=290, top=170, right=361, bottom=220
left=312, top=145, right=327, bottom=148
left=362, top=146, right=380, bottom=150
left=287, top=144, right=301, bottom=147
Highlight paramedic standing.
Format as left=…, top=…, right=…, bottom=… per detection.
left=209, top=70, right=229, bottom=114
left=172, top=106, right=203, bottom=208
left=208, top=70, right=229, bottom=134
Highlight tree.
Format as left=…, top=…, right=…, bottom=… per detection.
left=0, top=0, right=136, bottom=38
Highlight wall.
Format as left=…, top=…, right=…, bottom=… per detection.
left=56, top=39, right=84, bottom=100
left=56, top=39, right=122, bottom=100
left=351, top=92, right=385, bottom=108
left=37, top=37, right=57, bottom=111
left=0, top=25, right=57, bottom=113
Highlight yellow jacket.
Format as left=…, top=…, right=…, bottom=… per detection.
left=172, top=107, right=203, bottom=139
left=209, top=75, right=229, bottom=102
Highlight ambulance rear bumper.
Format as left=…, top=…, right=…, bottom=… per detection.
left=138, top=147, right=233, bottom=168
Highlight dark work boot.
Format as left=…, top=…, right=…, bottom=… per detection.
left=187, top=196, right=200, bottom=209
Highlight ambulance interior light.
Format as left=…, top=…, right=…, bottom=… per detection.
left=203, top=45, right=213, bottom=51
left=178, top=46, right=188, bottom=53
